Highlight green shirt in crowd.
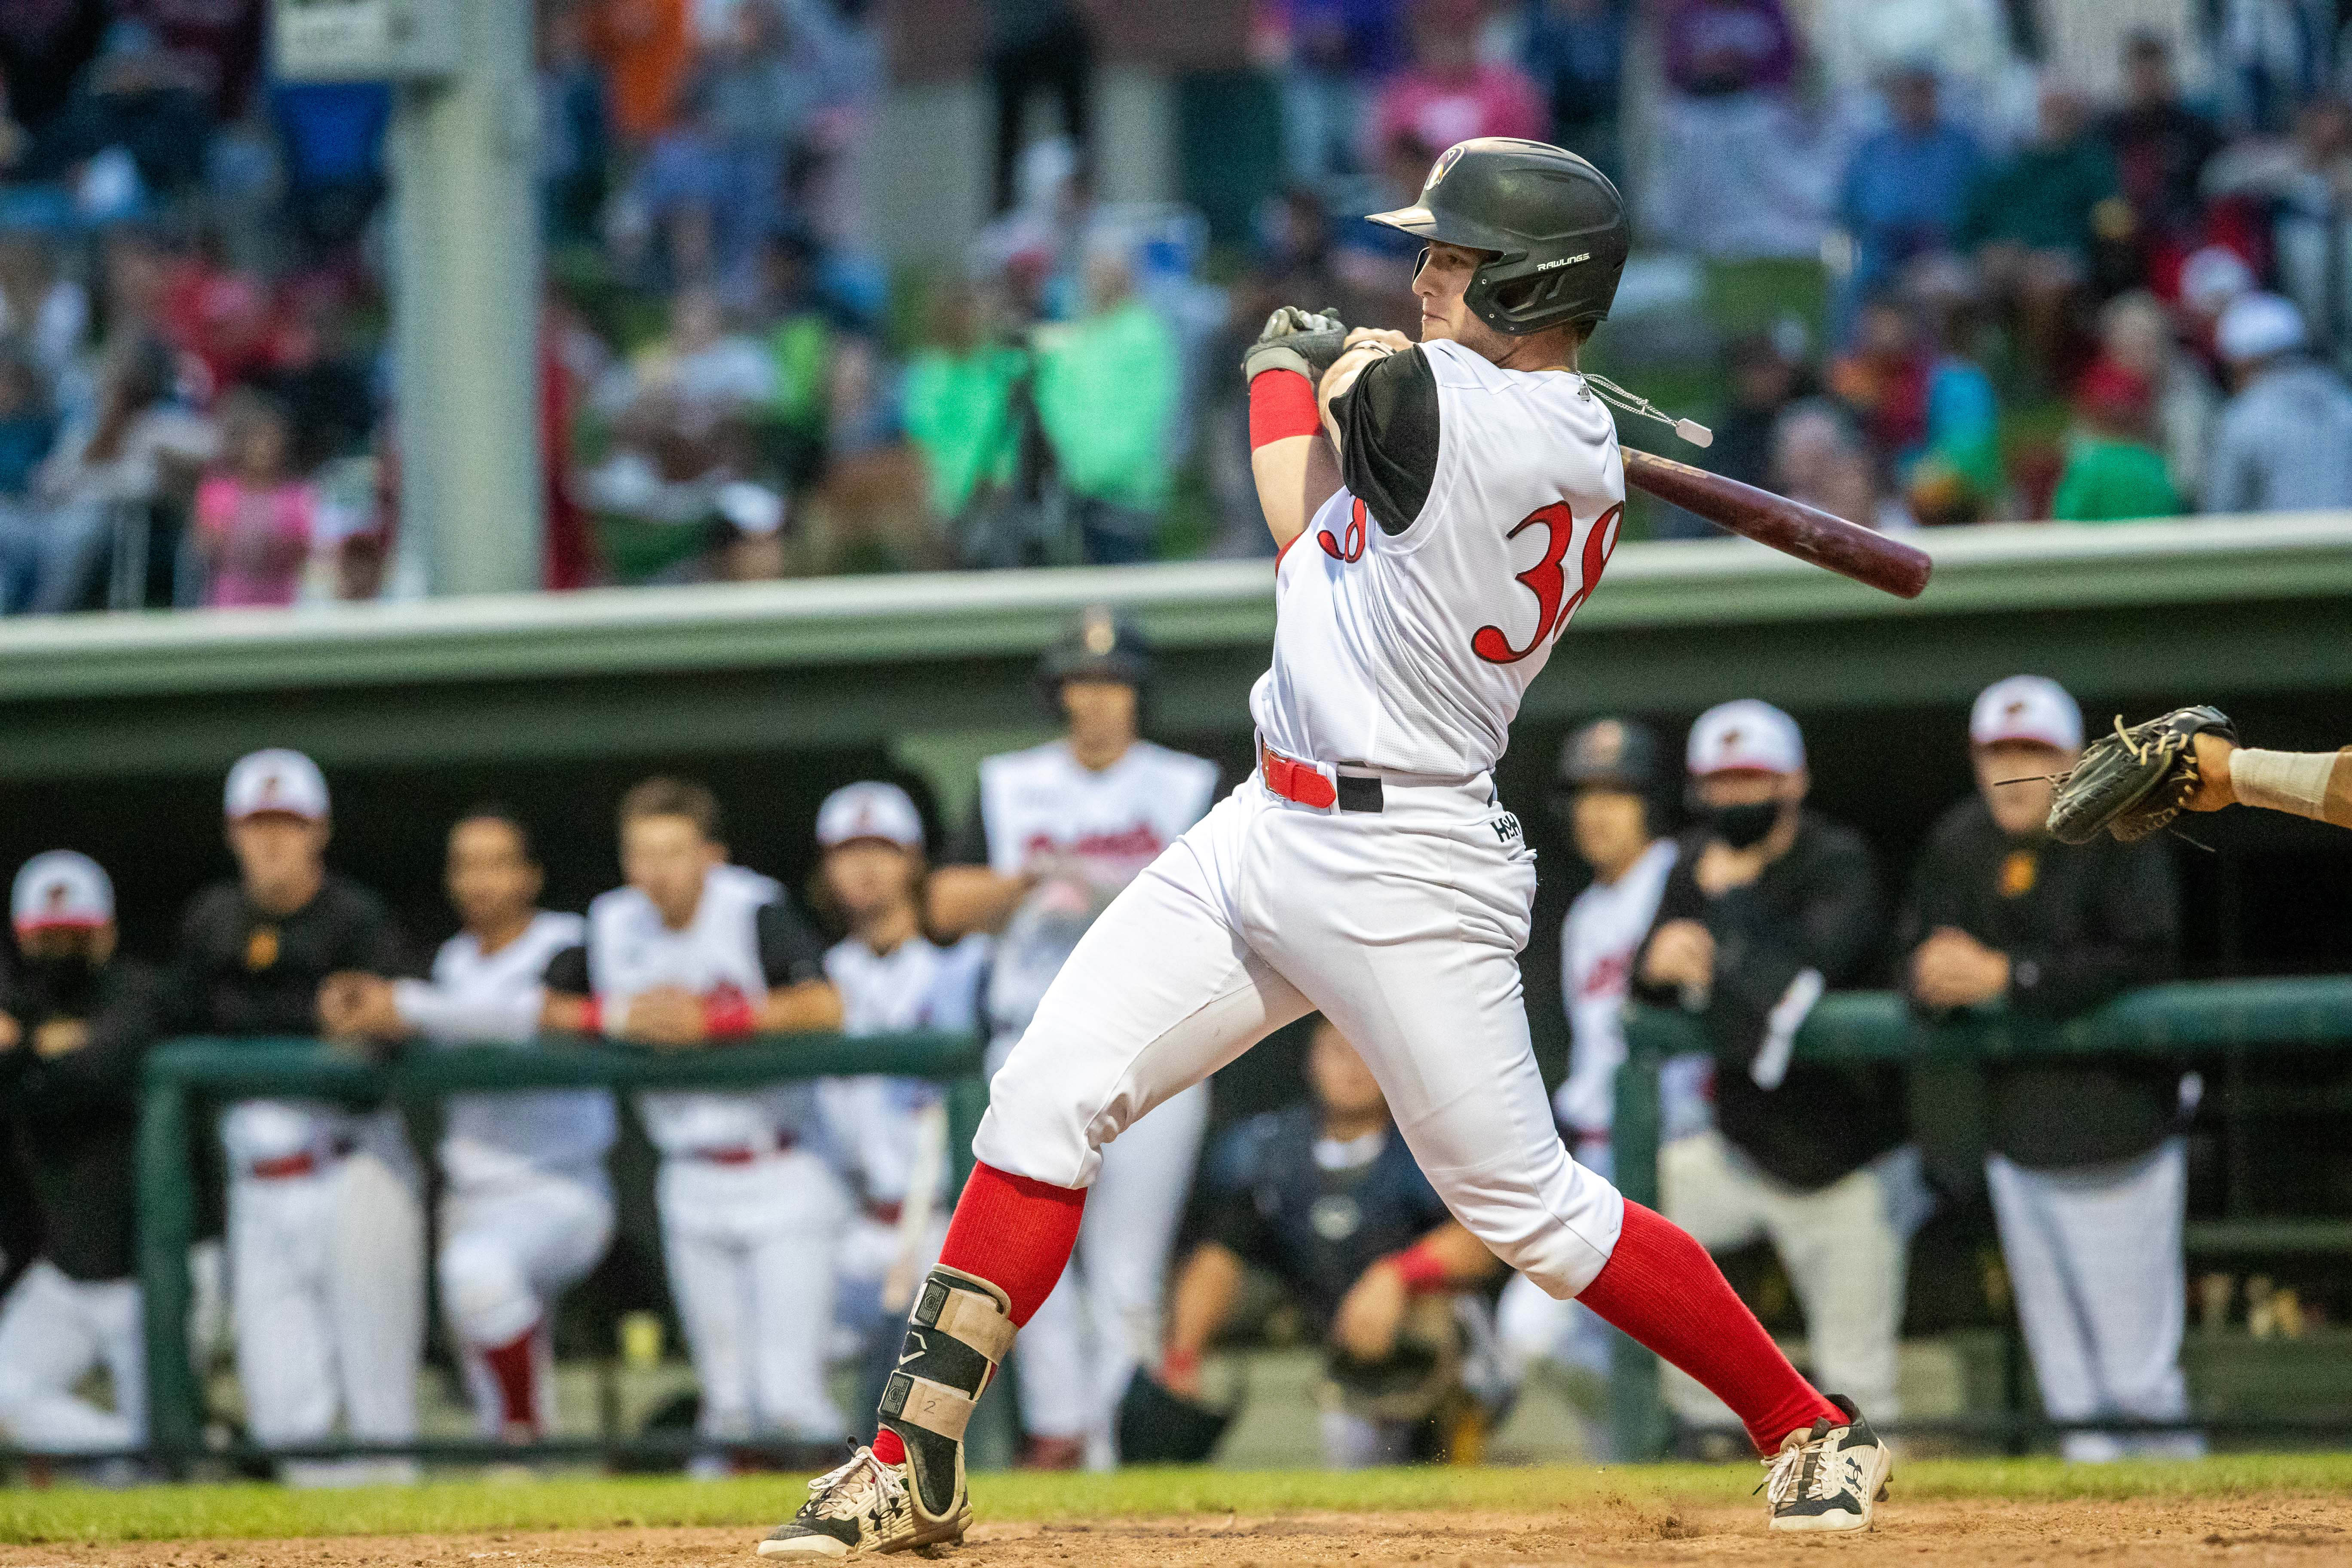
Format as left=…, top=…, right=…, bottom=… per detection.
left=1960, top=136, right=2121, bottom=260
left=1032, top=298, right=1179, bottom=512
left=902, top=343, right=1028, bottom=515
left=2052, top=433, right=2182, bottom=523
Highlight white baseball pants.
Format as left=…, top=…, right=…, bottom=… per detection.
left=0, top=1262, right=143, bottom=1453
left=227, top=1114, right=425, bottom=1484
left=1013, top=1076, right=1209, bottom=1464
left=976, top=776, right=1623, bottom=1304
left=440, top=1162, right=615, bottom=1435
left=1987, top=1139, right=2200, bottom=1461
left=657, top=1147, right=848, bottom=1442
left=1659, top=1128, right=1907, bottom=1425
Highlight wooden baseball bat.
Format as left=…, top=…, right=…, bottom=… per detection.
left=1623, top=449, right=1932, bottom=600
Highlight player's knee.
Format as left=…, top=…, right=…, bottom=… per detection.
left=438, top=1234, right=535, bottom=1345
left=971, top=1058, right=1102, bottom=1190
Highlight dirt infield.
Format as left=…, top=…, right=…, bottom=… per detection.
left=2, top=1496, right=2348, bottom=1568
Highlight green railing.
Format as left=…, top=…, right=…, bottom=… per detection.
left=137, top=1031, right=988, bottom=1470
left=1609, top=977, right=2352, bottom=1458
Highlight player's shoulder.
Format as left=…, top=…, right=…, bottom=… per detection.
left=532, top=909, right=588, bottom=946
left=714, top=862, right=784, bottom=904
left=1923, top=796, right=1996, bottom=854
left=980, top=739, right=1073, bottom=794
left=936, top=931, right=992, bottom=977
left=1798, top=811, right=1878, bottom=871
left=1124, top=739, right=1217, bottom=787
left=182, top=879, right=247, bottom=927
left=319, top=872, right=395, bottom=925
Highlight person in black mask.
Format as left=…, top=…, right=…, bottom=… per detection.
left=0, top=851, right=160, bottom=1462
left=1635, top=701, right=1908, bottom=1445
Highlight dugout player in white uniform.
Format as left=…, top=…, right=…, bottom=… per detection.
left=926, top=608, right=1220, bottom=1470
left=811, top=783, right=988, bottom=1405
left=764, top=138, right=1893, bottom=1558
left=0, top=853, right=157, bottom=1464
left=1494, top=720, right=1694, bottom=1435
left=540, top=778, right=845, bottom=1468
left=321, top=809, right=615, bottom=1444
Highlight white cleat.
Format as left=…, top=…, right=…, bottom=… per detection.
left=1763, top=1395, right=1892, bottom=1534
left=756, top=1444, right=966, bottom=1559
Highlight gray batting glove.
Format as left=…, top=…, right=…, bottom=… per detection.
left=1242, top=305, right=1349, bottom=384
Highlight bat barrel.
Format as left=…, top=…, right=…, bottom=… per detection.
left=1622, top=449, right=1931, bottom=600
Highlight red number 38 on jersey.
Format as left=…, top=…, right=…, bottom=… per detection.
left=1471, top=500, right=1621, bottom=665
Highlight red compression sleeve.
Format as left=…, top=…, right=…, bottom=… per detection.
left=1248, top=369, right=1322, bottom=449
left=1575, top=1201, right=1843, bottom=1454
left=1389, top=1242, right=1450, bottom=1293
left=702, top=992, right=756, bottom=1038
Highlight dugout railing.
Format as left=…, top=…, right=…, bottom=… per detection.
left=132, top=1031, right=989, bottom=1474
left=1611, top=978, right=2352, bottom=1459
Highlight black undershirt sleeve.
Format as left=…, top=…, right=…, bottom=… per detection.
left=541, top=944, right=590, bottom=995
left=755, top=901, right=830, bottom=990
left=1330, top=346, right=1442, bottom=535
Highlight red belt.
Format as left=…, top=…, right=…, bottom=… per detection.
left=692, top=1132, right=797, bottom=1165
left=1261, top=741, right=1383, bottom=813
left=248, top=1138, right=355, bottom=1180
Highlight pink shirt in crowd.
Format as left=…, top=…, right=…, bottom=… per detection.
left=1370, top=62, right=1545, bottom=161
left=195, top=473, right=317, bottom=607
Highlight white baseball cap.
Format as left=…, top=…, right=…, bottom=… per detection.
left=1970, top=675, right=2082, bottom=751
left=1687, top=699, right=1805, bottom=776
left=2179, top=245, right=2254, bottom=316
left=2215, top=291, right=2306, bottom=364
left=224, top=748, right=329, bottom=822
left=816, top=781, right=924, bottom=850
left=12, top=850, right=113, bottom=935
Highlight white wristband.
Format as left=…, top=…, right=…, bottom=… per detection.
left=2229, top=748, right=2337, bottom=820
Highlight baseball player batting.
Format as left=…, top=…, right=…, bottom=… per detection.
left=760, top=137, right=1891, bottom=1558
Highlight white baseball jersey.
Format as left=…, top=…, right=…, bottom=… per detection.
left=976, top=739, right=1219, bottom=886
left=1251, top=337, right=1624, bottom=777
left=394, top=911, right=615, bottom=1188
left=587, top=865, right=812, bottom=1156
left=1553, top=840, right=1679, bottom=1139
left=821, top=932, right=989, bottom=1204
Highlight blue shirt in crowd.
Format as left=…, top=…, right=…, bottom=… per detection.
left=1840, top=120, right=1981, bottom=291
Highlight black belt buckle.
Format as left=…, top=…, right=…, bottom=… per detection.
left=1335, top=775, right=1383, bottom=813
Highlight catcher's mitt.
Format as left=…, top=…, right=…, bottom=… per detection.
left=1242, top=305, right=1348, bottom=386
left=2047, top=706, right=2236, bottom=845
left=1115, top=1368, right=1233, bottom=1464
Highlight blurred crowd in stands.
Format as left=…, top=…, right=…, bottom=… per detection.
left=3, top=1, right=2352, bottom=612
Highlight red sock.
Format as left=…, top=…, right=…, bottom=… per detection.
left=870, top=1163, right=1087, bottom=1470
left=937, top=1162, right=1088, bottom=1324
left=480, top=1324, right=539, bottom=1434
left=1576, top=1201, right=1841, bottom=1454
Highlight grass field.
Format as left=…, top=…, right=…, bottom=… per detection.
left=6, top=1454, right=2352, bottom=1546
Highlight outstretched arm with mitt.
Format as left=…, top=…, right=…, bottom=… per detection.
left=2184, top=732, right=2352, bottom=829
left=2048, top=706, right=2352, bottom=842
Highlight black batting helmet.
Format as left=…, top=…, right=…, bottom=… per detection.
left=1368, top=138, right=1630, bottom=336
left=1035, top=605, right=1152, bottom=707
left=1555, top=717, right=1664, bottom=796
left=1550, top=717, right=1671, bottom=836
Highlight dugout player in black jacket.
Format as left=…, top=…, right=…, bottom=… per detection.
left=1150, top=1017, right=1502, bottom=1468
left=1635, top=700, right=1910, bottom=1430
left=0, top=851, right=159, bottom=1458
left=171, top=747, right=424, bottom=1482
left=1899, top=676, right=2196, bottom=1461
